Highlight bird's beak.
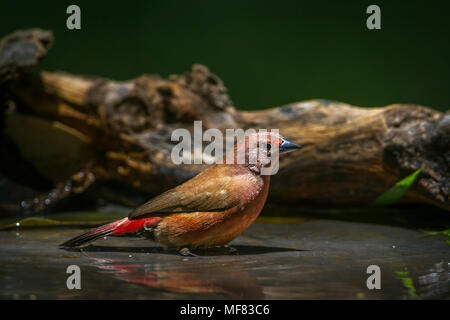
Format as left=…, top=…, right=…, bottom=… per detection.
left=279, top=138, right=302, bottom=154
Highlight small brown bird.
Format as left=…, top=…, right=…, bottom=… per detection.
left=61, top=132, right=301, bottom=254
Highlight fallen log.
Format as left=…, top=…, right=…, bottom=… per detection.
left=0, top=29, right=448, bottom=212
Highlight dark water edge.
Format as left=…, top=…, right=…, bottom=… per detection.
left=1, top=215, right=449, bottom=300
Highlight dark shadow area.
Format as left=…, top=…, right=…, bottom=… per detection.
left=263, top=203, right=450, bottom=231
left=62, top=244, right=306, bottom=256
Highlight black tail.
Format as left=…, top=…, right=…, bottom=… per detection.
left=59, top=219, right=123, bottom=248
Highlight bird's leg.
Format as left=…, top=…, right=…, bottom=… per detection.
left=178, top=247, right=199, bottom=257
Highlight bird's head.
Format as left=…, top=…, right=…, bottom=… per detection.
left=229, top=131, right=302, bottom=175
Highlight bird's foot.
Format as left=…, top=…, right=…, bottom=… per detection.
left=224, top=245, right=239, bottom=255
left=179, top=247, right=199, bottom=257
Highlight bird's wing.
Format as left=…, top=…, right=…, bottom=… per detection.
left=128, top=165, right=262, bottom=220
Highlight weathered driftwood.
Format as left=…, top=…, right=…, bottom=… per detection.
left=0, top=29, right=449, bottom=212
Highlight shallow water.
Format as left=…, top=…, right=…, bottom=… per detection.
left=1, top=216, right=449, bottom=299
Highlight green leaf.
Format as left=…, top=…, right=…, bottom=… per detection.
left=425, top=229, right=450, bottom=246
left=373, top=169, right=422, bottom=206
left=395, top=270, right=420, bottom=299
left=426, top=229, right=450, bottom=237
left=0, top=211, right=126, bottom=230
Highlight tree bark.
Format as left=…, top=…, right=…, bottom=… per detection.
left=1, top=29, right=448, bottom=212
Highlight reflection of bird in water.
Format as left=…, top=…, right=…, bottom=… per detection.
left=61, top=133, right=301, bottom=254
left=88, top=257, right=264, bottom=299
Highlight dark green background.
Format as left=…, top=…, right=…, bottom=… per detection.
left=1, top=1, right=449, bottom=111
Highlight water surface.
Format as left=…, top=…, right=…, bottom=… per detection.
left=1, top=216, right=449, bottom=299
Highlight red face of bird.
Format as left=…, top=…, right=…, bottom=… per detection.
left=228, top=132, right=301, bottom=174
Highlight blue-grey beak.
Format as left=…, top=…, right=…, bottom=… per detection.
left=279, top=138, right=302, bottom=154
